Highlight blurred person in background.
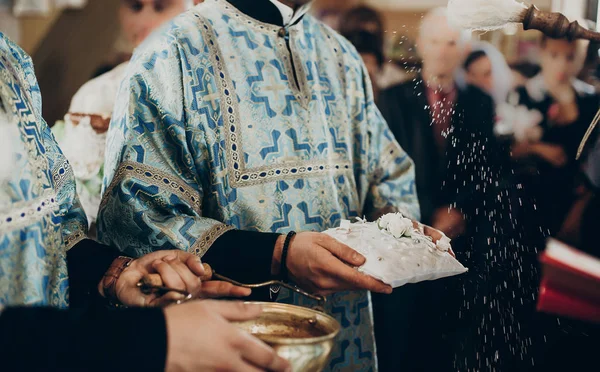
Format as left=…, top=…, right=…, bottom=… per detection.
left=504, top=34, right=600, bottom=372
left=376, top=7, right=501, bottom=371
left=52, top=0, right=198, bottom=235
left=342, top=30, right=384, bottom=99
left=463, top=42, right=513, bottom=107
left=510, top=61, right=542, bottom=89
left=338, top=5, right=407, bottom=91
left=338, top=5, right=384, bottom=41
left=378, top=7, right=493, bottom=242
left=462, top=42, right=518, bottom=144
left=0, top=31, right=288, bottom=372
left=510, top=35, right=599, bottom=238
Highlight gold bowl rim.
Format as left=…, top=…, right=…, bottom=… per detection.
left=240, top=302, right=341, bottom=345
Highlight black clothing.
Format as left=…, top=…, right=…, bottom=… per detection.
left=376, top=78, right=515, bottom=371
left=378, top=78, right=499, bottom=225
left=0, top=306, right=167, bottom=372
left=513, top=81, right=599, bottom=235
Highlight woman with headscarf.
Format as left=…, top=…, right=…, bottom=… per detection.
left=463, top=41, right=513, bottom=107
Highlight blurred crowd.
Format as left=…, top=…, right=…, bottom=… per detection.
left=331, top=5, right=600, bottom=372
left=2, top=0, right=599, bottom=371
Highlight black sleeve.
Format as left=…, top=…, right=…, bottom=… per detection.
left=203, top=230, right=281, bottom=284
left=67, top=239, right=125, bottom=308
left=0, top=306, right=167, bottom=372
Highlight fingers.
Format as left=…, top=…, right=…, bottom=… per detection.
left=423, top=225, right=444, bottom=243
left=200, top=281, right=252, bottom=298
left=163, top=257, right=203, bottom=296
left=182, top=253, right=206, bottom=277
left=152, top=260, right=186, bottom=291
left=202, top=301, right=263, bottom=321
left=318, top=259, right=392, bottom=294
left=236, top=332, right=290, bottom=372
left=150, top=291, right=187, bottom=307
left=318, top=234, right=365, bottom=266
left=412, top=220, right=425, bottom=234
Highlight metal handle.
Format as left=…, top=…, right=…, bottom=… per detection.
left=138, top=264, right=326, bottom=309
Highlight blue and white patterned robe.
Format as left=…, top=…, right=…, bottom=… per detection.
left=98, top=1, right=419, bottom=370
left=0, top=33, right=88, bottom=308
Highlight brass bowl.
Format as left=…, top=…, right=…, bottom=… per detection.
left=234, top=302, right=340, bottom=372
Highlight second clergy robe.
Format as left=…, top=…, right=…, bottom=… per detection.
left=98, top=1, right=419, bottom=370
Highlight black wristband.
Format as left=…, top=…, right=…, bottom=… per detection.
left=280, top=231, right=296, bottom=282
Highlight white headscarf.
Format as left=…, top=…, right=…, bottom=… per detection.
left=456, top=41, right=513, bottom=105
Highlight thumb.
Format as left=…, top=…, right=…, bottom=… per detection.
left=203, top=301, right=263, bottom=321
left=320, top=234, right=365, bottom=266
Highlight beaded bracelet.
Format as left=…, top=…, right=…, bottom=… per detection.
left=280, top=231, right=296, bottom=282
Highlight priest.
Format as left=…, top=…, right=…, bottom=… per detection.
left=98, top=0, right=422, bottom=370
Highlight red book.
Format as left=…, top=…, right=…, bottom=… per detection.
left=537, top=239, right=600, bottom=323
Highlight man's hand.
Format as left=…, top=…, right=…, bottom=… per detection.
left=431, top=207, right=465, bottom=239
left=104, top=251, right=251, bottom=307
left=531, top=142, right=568, bottom=168
left=165, top=301, right=291, bottom=372
left=273, top=232, right=393, bottom=296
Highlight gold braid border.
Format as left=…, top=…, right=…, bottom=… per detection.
left=190, top=223, right=235, bottom=257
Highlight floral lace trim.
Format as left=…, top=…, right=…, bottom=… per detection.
left=101, top=161, right=202, bottom=212
left=190, top=223, right=235, bottom=257
left=0, top=191, right=58, bottom=235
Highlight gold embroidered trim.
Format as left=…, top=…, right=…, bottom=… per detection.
left=52, top=159, right=75, bottom=194
left=190, top=223, right=234, bottom=257
left=101, top=161, right=202, bottom=212
left=0, top=191, right=59, bottom=235
left=194, top=16, right=352, bottom=188
left=63, top=224, right=87, bottom=250
left=196, top=17, right=247, bottom=184
left=212, top=0, right=286, bottom=34
left=234, top=161, right=354, bottom=188
left=285, top=27, right=312, bottom=108
left=211, top=0, right=312, bottom=106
